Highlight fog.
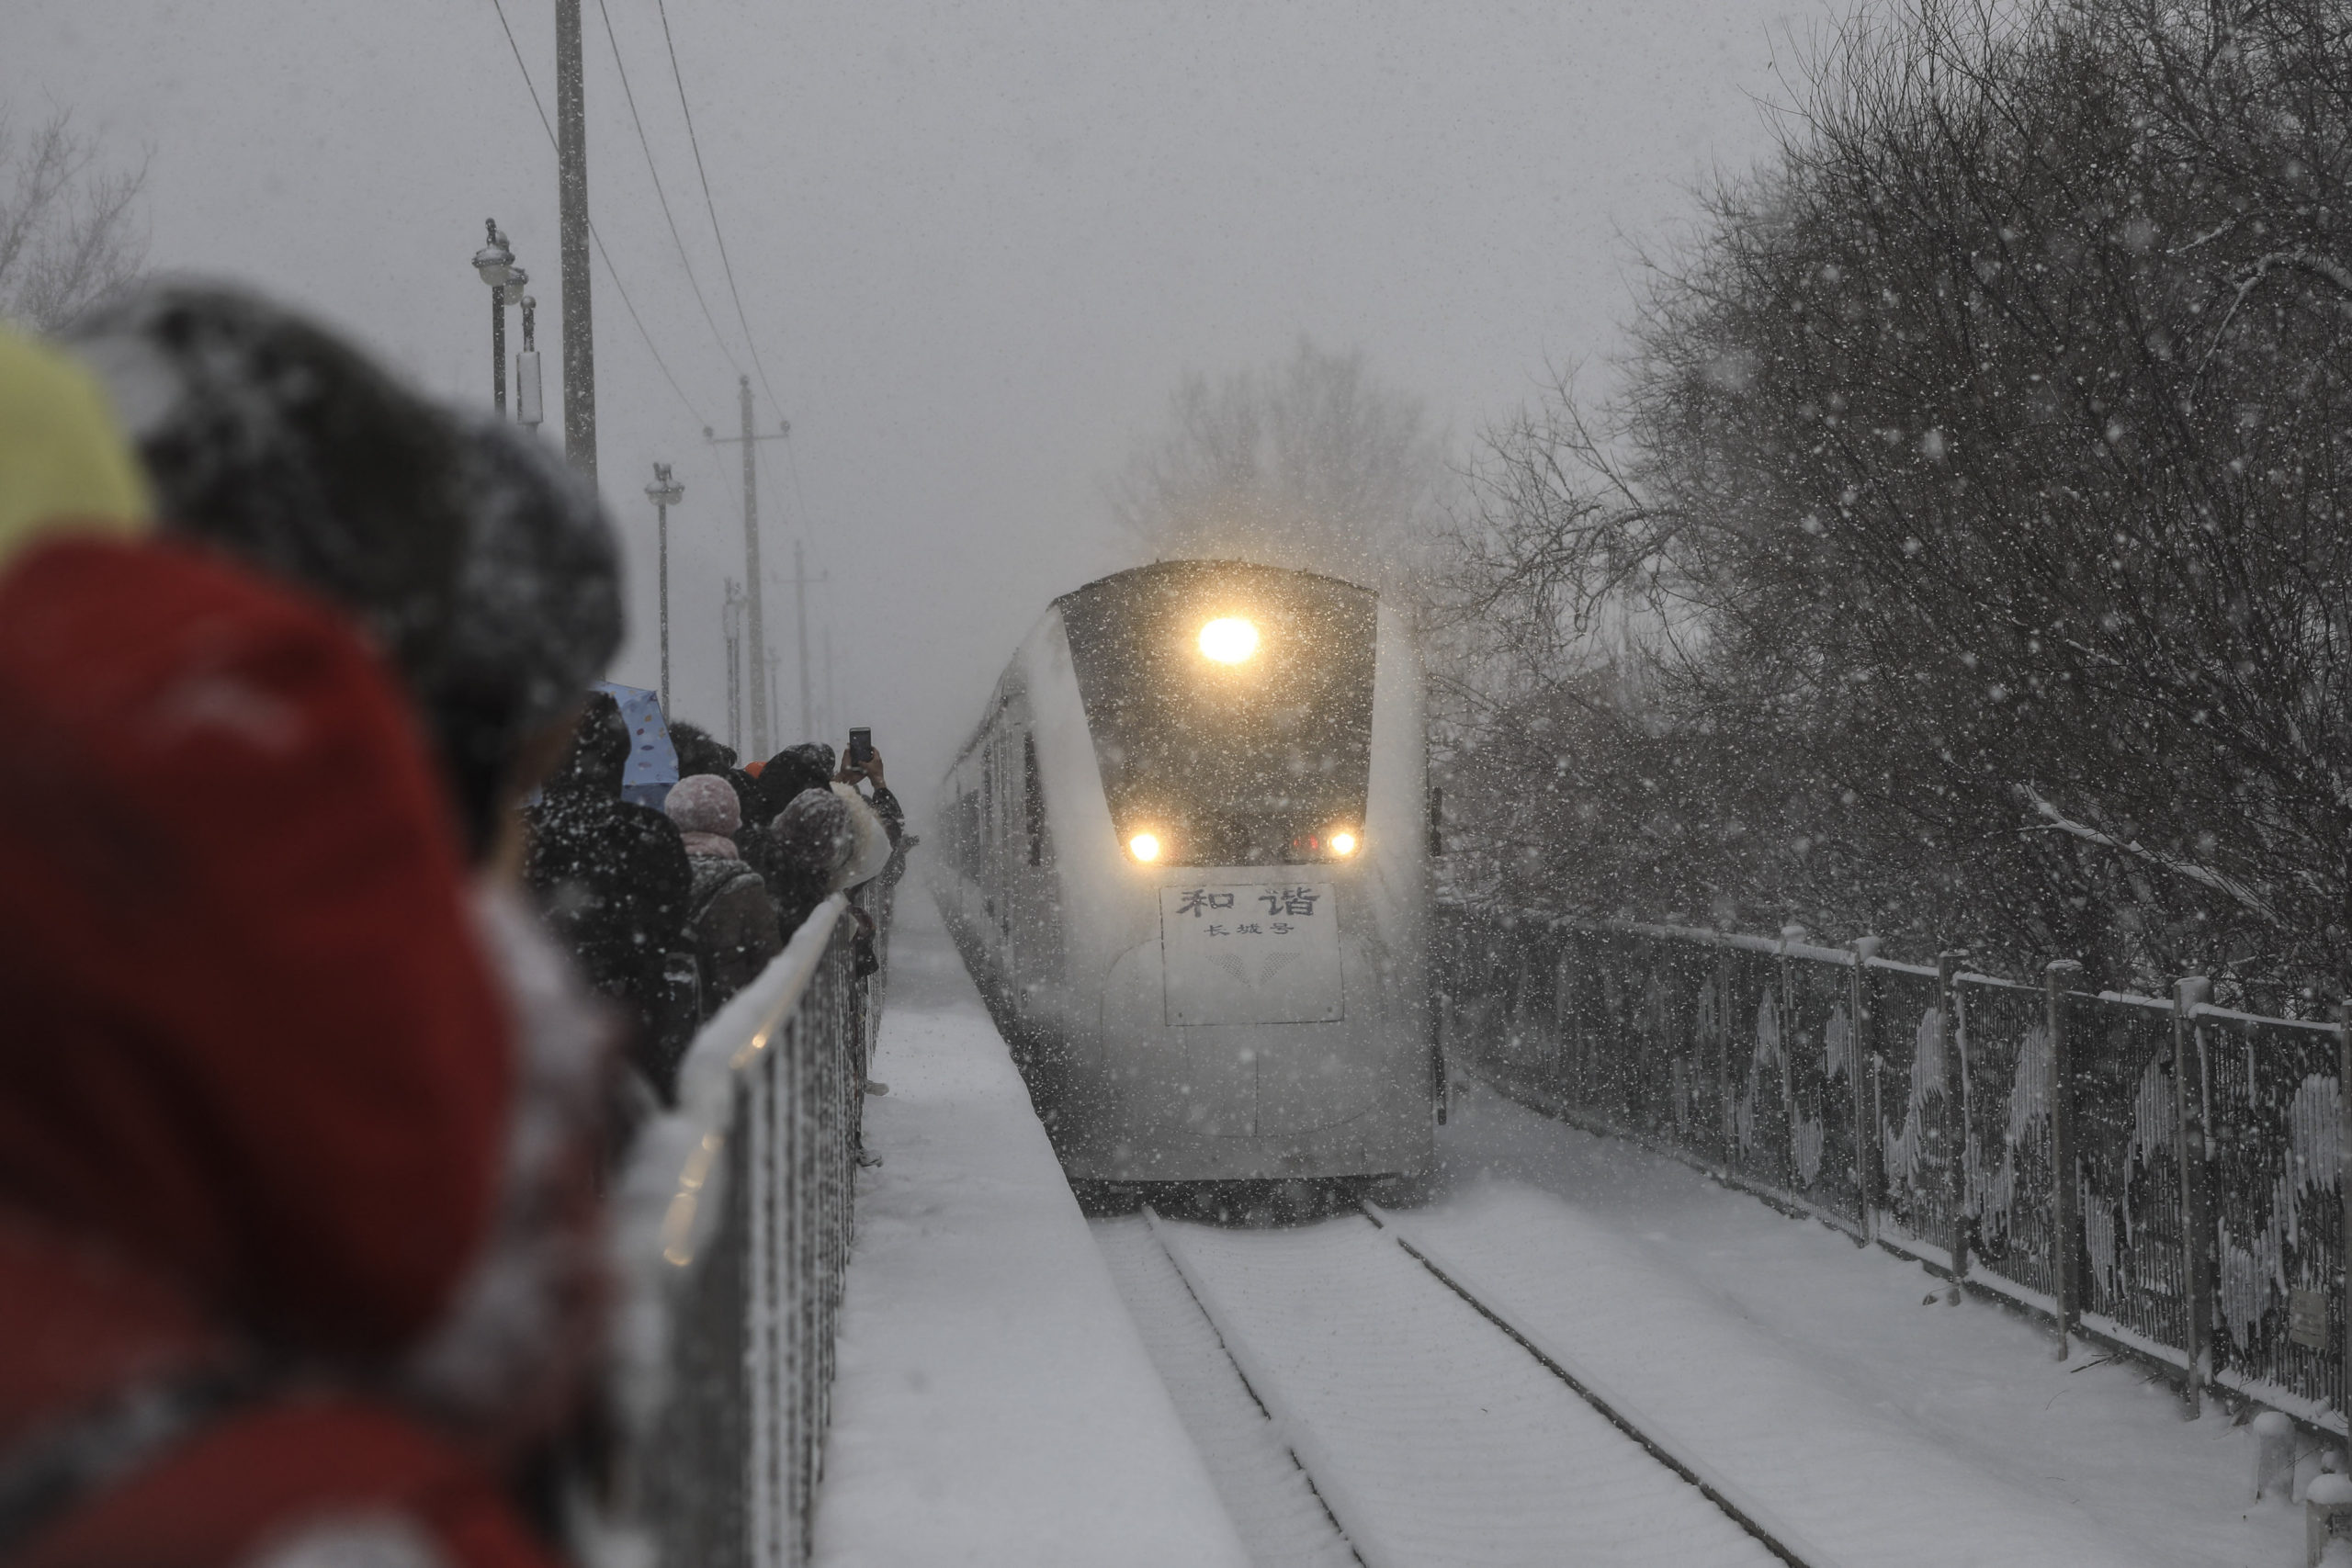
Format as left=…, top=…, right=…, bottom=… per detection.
left=7, top=0, right=1835, bottom=798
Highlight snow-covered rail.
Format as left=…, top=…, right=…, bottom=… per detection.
left=1356, top=1200, right=1841, bottom=1568
left=1139, top=1203, right=1832, bottom=1568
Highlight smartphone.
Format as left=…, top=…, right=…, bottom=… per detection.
left=847, top=728, right=874, bottom=770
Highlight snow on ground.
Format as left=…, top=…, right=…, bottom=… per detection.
left=808, top=894, right=1250, bottom=1568
left=812, top=889, right=2303, bottom=1567
left=1137, top=1208, right=1783, bottom=1568
left=1093, top=1220, right=1361, bottom=1568
left=1414, top=1080, right=2303, bottom=1568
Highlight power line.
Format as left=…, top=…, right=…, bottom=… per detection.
left=489, top=0, right=559, bottom=147
left=655, top=0, right=783, bottom=416
left=587, top=217, right=705, bottom=427
left=487, top=0, right=706, bottom=428
left=593, top=0, right=742, bottom=379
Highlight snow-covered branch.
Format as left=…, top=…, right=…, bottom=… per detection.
left=2197, top=248, right=2352, bottom=387
left=2015, top=784, right=2280, bottom=927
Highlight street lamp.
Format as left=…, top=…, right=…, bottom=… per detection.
left=471, top=219, right=516, bottom=414
left=646, top=462, right=685, bottom=718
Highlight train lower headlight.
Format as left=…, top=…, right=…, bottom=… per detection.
left=1198, top=616, right=1260, bottom=664
left=1129, top=831, right=1162, bottom=863
left=1329, top=829, right=1359, bottom=856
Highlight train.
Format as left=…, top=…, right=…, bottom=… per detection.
left=934, top=559, right=1435, bottom=1187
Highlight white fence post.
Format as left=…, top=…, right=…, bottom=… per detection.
left=1937, top=949, right=1971, bottom=1283
left=2174, top=975, right=2211, bottom=1417
left=1779, top=925, right=1806, bottom=1190
left=2047, top=959, right=2084, bottom=1359
left=1849, top=937, right=1882, bottom=1238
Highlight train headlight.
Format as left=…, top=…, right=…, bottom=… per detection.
left=1128, top=830, right=1162, bottom=863
left=1197, top=616, right=1260, bottom=665
left=1329, top=829, right=1359, bottom=857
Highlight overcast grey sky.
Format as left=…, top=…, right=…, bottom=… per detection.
left=9, top=0, right=1838, bottom=796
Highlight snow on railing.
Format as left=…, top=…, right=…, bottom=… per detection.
left=598, top=875, right=894, bottom=1568
left=1435, top=902, right=2352, bottom=1435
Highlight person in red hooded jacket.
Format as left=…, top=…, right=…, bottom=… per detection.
left=0, top=291, right=621, bottom=1568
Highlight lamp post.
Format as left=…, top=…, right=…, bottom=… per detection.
left=515, top=294, right=544, bottom=432
left=470, top=220, right=516, bottom=414
left=645, top=463, right=685, bottom=718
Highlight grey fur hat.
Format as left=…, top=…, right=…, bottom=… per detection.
left=69, top=280, right=471, bottom=681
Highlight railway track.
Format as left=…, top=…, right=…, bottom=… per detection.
left=1134, top=1201, right=1845, bottom=1568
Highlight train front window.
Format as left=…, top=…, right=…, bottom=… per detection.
left=1059, top=562, right=1378, bottom=866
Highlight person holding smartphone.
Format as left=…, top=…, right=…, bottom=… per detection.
left=835, top=728, right=904, bottom=848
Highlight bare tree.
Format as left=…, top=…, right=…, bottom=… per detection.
left=0, top=108, right=148, bottom=333
left=1439, top=0, right=2352, bottom=1001
left=1111, top=338, right=1446, bottom=597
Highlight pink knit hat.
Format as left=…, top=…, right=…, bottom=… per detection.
left=664, top=773, right=741, bottom=839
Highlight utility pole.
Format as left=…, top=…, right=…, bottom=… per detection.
left=769, top=546, right=831, bottom=743
left=705, top=378, right=789, bottom=757
left=645, top=463, right=684, bottom=718
left=823, top=624, right=837, bottom=745
left=554, top=0, right=595, bottom=480
left=722, top=578, right=745, bottom=756
left=743, top=381, right=763, bottom=757
left=794, top=539, right=814, bottom=741
left=766, top=645, right=783, bottom=751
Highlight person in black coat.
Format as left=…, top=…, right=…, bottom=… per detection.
left=754, top=743, right=833, bottom=822
left=668, top=721, right=734, bottom=780
left=763, top=786, right=856, bottom=941
left=526, top=694, right=694, bottom=1093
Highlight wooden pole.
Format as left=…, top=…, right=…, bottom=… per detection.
left=740, top=378, right=767, bottom=758
left=722, top=579, right=744, bottom=755
left=555, top=0, right=595, bottom=480
left=794, top=538, right=814, bottom=743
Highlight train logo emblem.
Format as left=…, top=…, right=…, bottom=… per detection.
left=1160, top=882, right=1342, bottom=1026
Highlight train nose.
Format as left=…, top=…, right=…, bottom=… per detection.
left=1250, top=1024, right=1385, bottom=1135
left=1104, top=872, right=1387, bottom=1146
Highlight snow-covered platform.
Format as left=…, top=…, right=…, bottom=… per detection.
left=810, top=893, right=1250, bottom=1568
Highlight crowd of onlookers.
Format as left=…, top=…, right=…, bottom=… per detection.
left=530, top=703, right=902, bottom=1100
left=0, top=285, right=897, bottom=1567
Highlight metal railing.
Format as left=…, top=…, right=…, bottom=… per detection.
left=601, top=876, right=892, bottom=1568
left=1436, top=905, right=2352, bottom=1433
